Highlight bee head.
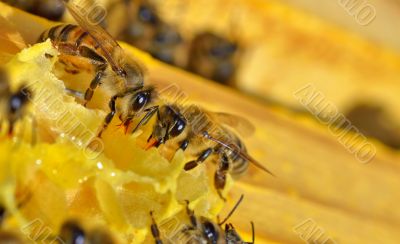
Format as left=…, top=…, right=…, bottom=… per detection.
left=130, top=88, right=154, bottom=113
left=146, top=105, right=186, bottom=149
left=200, top=217, right=221, bottom=244
left=224, top=223, right=243, bottom=243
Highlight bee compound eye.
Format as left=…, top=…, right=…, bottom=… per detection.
left=132, top=92, right=149, bottom=111
left=169, top=118, right=186, bottom=137
left=202, top=221, right=219, bottom=243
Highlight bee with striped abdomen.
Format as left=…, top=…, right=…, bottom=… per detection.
left=38, top=0, right=157, bottom=137
left=133, top=104, right=273, bottom=200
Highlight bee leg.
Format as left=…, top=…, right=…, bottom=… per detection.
left=184, top=200, right=198, bottom=229
left=179, top=139, right=189, bottom=151
left=77, top=46, right=108, bottom=106
left=214, top=153, right=230, bottom=201
left=83, top=63, right=107, bottom=106
left=98, top=87, right=145, bottom=137
left=184, top=148, right=213, bottom=171
left=150, top=211, right=163, bottom=244
left=97, top=94, right=121, bottom=138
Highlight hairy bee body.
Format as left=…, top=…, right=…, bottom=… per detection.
left=142, top=104, right=268, bottom=199
left=38, top=18, right=154, bottom=137
left=38, top=24, right=111, bottom=63
left=178, top=105, right=250, bottom=178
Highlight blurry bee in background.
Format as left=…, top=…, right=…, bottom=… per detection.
left=0, top=0, right=65, bottom=21
left=133, top=104, right=273, bottom=199
left=343, top=103, right=400, bottom=149
left=0, top=68, right=34, bottom=142
left=108, top=0, right=241, bottom=85
left=58, top=219, right=116, bottom=244
left=38, top=0, right=158, bottom=137
left=187, top=32, right=240, bottom=85
left=106, top=0, right=185, bottom=66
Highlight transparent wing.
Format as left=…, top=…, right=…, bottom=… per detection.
left=61, top=0, right=126, bottom=76
left=202, top=132, right=275, bottom=176
left=208, top=112, right=255, bottom=137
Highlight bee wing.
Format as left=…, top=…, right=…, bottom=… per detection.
left=208, top=112, right=255, bottom=137
left=61, top=0, right=126, bottom=76
left=202, top=132, right=274, bottom=176
left=237, top=150, right=275, bottom=176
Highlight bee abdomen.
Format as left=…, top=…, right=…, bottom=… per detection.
left=231, top=158, right=249, bottom=178
left=38, top=24, right=96, bottom=48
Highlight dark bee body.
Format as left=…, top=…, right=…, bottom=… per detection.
left=187, top=32, right=239, bottom=85
left=1, top=0, right=65, bottom=21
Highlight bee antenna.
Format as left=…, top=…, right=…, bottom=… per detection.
left=250, top=221, right=255, bottom=244
left=202, top=132, right=275, bottom=177
left=218, top=194, right=244, bottom=225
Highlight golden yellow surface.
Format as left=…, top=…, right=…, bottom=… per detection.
left=1, top=2, right=400, bottom=244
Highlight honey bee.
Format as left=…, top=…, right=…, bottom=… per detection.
left=58, top=219, right=116, bottom=244
left=106, top=0, right=184, bottom=65
left=187, top=32, right=239, bottom=85
left=135, top=104, right=273, bottom=200
left=181, top=195, right=254, bottom=244
left=38, top=0, right=157, bottom=137
left=150, top=195, right=255, bottom=244
left=0, top=0, right=65, bottom=21
left=0, top=68, right=34, bottom=140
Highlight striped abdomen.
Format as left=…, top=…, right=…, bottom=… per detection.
left=38, top=24, right=105, bottom=59
left=229, top=136, right=249, bottom=178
